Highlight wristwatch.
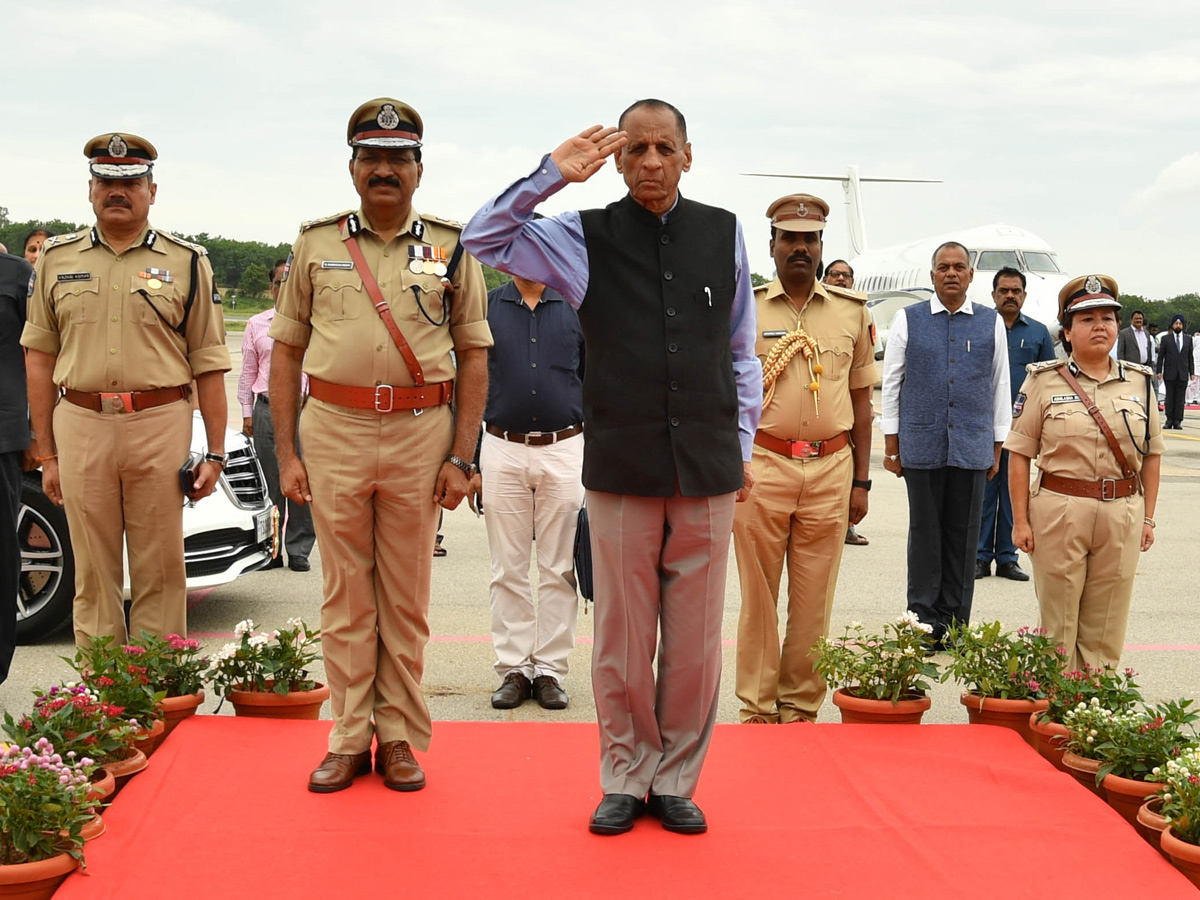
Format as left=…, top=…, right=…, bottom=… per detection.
left=203, top=452, right=228, bottom=467
left=444, top=454, right=477, bottom=478
left=852, top=479, right=872, bottom=491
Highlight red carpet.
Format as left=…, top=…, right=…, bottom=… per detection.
left=58, top=718, right=1193, bottom=899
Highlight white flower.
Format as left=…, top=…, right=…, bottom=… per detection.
left=234, top=619, right=255, bottom=637
left=248, top=634, right=269, bottom=648
left=849, top=621, right=863, bottom=629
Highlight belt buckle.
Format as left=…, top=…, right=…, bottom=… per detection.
left=524, top=431, right=544, bottom=445
left=1100, top=478, right=1117, bottom=501
left=99, top=391, right=134, bottom=414
left=374, top=385, right=394, bottom=413
left=790, top=440, right=818, bottom=459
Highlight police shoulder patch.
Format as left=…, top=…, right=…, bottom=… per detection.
left=212, top=288, right=222, bottom=304
left=159, top=230, right=208, bottom=256
left=40, top=230, right=88, bottom=254
left=1025, top=359, right=1064, bottom=375
left=421, top=213, right=464, bottom=232
left=26, top=269, right=36, bottom=295
left=824, top=283, right=868, bottom=303
left=300, top=210, right=355, bottom=232
left=1012, top=393, right=1026, bottom=418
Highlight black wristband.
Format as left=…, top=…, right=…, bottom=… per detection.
left=852, top=479, right=872, bottom=491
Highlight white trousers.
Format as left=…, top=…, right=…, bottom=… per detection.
left=481, top=430, right=584, bottom=683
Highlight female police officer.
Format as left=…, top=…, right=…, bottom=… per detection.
left=1004, top=274, right=1164, bottom=671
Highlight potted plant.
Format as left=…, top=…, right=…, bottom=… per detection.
left=208, top=619, right=329, bottom=719
left=1032, top=665, right=1143, bottom=772
left=1063, top=698, right=1197, bottom=821
left=0, top=739, right=93, bottom=898
left=69, top=637, right=166, bottom=756
left=133, top=632, right=210, bottom=737
left=941, top=622, right=1063, bottom=747
left=1148, top=747, right=1200, bottom=887
left=813, top=613, right=939, bottom=723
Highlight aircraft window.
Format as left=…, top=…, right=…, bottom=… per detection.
left=1023, top=252, right=1060, bottom=273
left=976, top=250, right=1020, bottom=270
left=969, top=251, right=977, bottom=268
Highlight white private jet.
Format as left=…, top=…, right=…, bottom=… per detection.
left=744, top=166, right=1072, bottom=353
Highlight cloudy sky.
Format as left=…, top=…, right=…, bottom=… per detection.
left=3, top=1, right=1197, bottom=298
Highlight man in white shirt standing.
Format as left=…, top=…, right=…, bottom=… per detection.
left=880, top=242, right=1011, bottom=649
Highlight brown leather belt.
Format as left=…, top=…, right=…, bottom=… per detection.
left=754, top=430, right=850, bottom=460
left=308, top=376, right=452, bottom=412
left=1040, top=471, right=1139, bottom=501
left=63, top=385, right=190, bottom=414
left=486, top=423, right=583, bottom=446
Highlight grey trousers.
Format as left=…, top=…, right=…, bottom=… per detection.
left=586, top=489, right=736, bottom=799
left=252, top=396, right=316, bottom=562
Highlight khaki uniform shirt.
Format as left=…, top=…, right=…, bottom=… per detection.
left=270, top=207, right=492, bottom=386
left=21, top=225, right=230, bottom=390
left=755, top=278, right=877, bottom=442
left=1004, top=357, right=1165, bottom=486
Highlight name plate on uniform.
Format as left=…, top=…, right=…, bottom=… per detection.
left=762, top=330, right=788, bottom=338
left=56, top=272, right=91, bottom=282
left=1050, top=394, right=1081, bottom=404
left=320, top=260, right=354, bottom=270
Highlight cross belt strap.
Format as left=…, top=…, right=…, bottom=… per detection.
left=308, top=376, right=451, bottom=412
left=1054, top=362, right=1137, bottom=482
left=754, top=430, right=850, bottom=459
left=342, top=223, right=425, bottom=387
left=63, top=385, right=191, bottom=414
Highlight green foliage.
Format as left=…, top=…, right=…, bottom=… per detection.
left=1065, top=698, right=1197, bottom=783
left=3, top=685, right=138, bottom=767
left=1119, top=293, right=1200, bottom=331
left=131, top=632, right=209, bottom=698
left=1150, top=747, right=1200, bottom=846
left=0, top=740, right=93, bottom=866
left=751, top=272, right=769, bottom=287
left=483, top=265, right=511, bottom=292
left=207, top=618, right=322, bottom=698
left=182, top=232, right=291, bottom=289
left=0, top=219, right=87, bottom=257
left=68, top=637, right=165, bottom=728
left=942, top=622, right=1064, bottom=700
left=1040, top=664, right=1142, bottom=725
left=813, top=613, right=939, bottom=703
left=238, top=262, right=270, bottom=299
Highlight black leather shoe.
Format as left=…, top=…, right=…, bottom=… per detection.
left=289, top=558, right=311, bottom=572
left=647, top=794, right=707, bottom=834
left=265, top=556, right=284, bottom=570
left=995, top=561, right=1030, bottom=582
left=532, top=675, right=569, bottom=710
left=589, top=794, right=645, bottom=835
left=974, top=560, right=990, bottom=579
left=491, top=672, right=532, bottom=709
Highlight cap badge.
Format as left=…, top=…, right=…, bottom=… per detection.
left=377, top=104, right=401, bottom=131
left=107, top=134, right=128, bottom=158
left=1085, top=274, right=1102, bottom=294
left=796, top=203, right=808, bottom=217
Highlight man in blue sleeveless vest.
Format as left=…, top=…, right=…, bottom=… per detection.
left=880, top=242, right=1011, bottom=648
left=462, top=100, right=762, bottom=836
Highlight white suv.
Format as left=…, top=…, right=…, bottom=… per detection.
left=16, top=411, right=278, bottom=642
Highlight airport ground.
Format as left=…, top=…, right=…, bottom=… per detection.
left=2, top=332, right=1198, bottom=727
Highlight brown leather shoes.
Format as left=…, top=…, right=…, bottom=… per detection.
left=307, top=750, right=371, bottom=793
left=375, top=740, right=426, bottom=792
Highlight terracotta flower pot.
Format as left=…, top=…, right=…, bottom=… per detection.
left=102, top=747, right=149, bottom=797
left=1161, top=827, right=1200, bottom=889
left=159, top=691, right=205, bottom=738
left=960, top=693, right=1049, bottom=748
left=1061, top=749, right=1107, bottom=799
left=0, top=852, right=79, bottom=899
left=1102, top=772, right=1157, bottom=827
left=79, top=813, right=106, bottom=843
left=1028, top=713, right=1070, bottom=772
left=1137, top=798, right=1171, bottom=858
left=132, top=717, right=166, bottom=758
left=228, top=681, right=330, bottom=720
left=87, top=767, right=115, bottom=805
left=832, top=688, right=931, bottom=724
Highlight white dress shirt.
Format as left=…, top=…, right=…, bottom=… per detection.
left=881, top=295, right=1011, bottom=440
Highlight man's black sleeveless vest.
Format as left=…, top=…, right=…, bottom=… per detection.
left=578, top=193, right=743, bottom=497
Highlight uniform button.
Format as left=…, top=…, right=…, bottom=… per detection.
left=109, top=348, right=116, bottom=355
left=111, top=381, right=117, bottom=387
left=950, top=337, right=956, bottom=342
left=531, top=337, right=537, bottom=343
left=531, top=363, right=537, bottom=368
left=112, top=285, right=119, bottom=291
left=949, top=401, right=955, bottom=407
left=541, top=168, right=548, bottom=175
left=532, top=416, right=538, bottom=423
left=114, top=255, right=122, bottom=261
left=670, top=381, right=678, bottom=390
left=661, top=235, right=670, bottom=245
left=668, top=343, right=678, bottom=352
left=383, top=251, right=390, bottom=258
left=380, top=281, right=388, bottom=288
left=664, top=271, right=674, bottom=281
left=377, top=344, right=384, bottom=351
left=670, top=416, right=680, bottom=426
left=531, top=390, right=537, bottom=395
left=666, top=308, right=676, bottom=317
left=111, top=315, right=118, bottom=322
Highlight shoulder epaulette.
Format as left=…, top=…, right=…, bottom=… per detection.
left=824, top=284, right=868, bottom=303
left=420, top=213, right=464, bottom=231
left=753, top=283, right=769, bottom=298
left=300, top=210, right=355, bottom=232
left=159, top=230, right=208, bottom=256
left=1123, top=361, right=1154, bottom=377
left=40, top=230, right=88, bottom=253
left=1025, top=359, right=1065, bottom=375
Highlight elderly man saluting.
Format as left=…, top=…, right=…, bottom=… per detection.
left=462, top=99, right=761, bottom=836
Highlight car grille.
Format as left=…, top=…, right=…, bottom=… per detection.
left=185, top=526, right=262, bottom=578
left=222, top=446, right=268, bottom=508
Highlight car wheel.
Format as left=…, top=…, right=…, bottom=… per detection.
left=16, top=472, right=75, bottom=643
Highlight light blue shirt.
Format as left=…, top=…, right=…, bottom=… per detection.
left=461, top=155, right=761, bottom=460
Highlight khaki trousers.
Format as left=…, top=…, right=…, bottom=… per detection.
left=587, top=489, right=735, bottom=799
left=733, top=444, right=852, bottom=723
left=480, top=431, right=583, bottom=683
left=300, top=398, right=451, bottom=755
left=54, top=398, right=192, bottom=646
left=1028, top=487, right=1141, bottom=670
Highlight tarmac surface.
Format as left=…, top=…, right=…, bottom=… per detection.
left=3, top=332, right=1198, bottom=732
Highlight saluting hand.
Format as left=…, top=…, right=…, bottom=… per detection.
left=551, top=126, right=628, bottom=184
left=280, top=455, right=313, bottom=505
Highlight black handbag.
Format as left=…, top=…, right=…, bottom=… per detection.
left=573, top=504, right=593, bottom=603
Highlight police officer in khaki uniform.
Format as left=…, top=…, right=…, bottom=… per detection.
left=1006, top=274, right=1163, bottom=671
left=733, top=194, right=877, bottom=724
left=269, top=98, right=491, bottom=794
left=22, top=134, right=230, bottom=646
